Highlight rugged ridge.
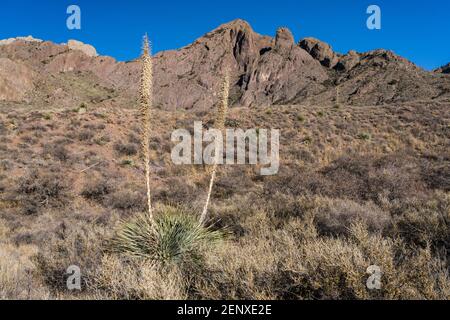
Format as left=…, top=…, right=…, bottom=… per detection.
left=0, top=19, right=449, bottom=108
left=435, top=63, right=450, bottom=74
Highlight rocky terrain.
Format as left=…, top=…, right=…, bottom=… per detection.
left=436, top=63, right=450, bottom=74
left=0, top=20, right=449, bottom=300
left=1, top=19, right=449, bottom=110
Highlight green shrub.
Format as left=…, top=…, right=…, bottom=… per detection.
left=111, top=205, right=224, bottom=266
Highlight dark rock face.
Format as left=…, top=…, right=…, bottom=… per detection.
left=299, top=37, right=339, bottom=68
left=335, top=50, right=360, bottom=71
left=1, top=19, right=449, bottom=108
left=435, top=63, right=450, bottom=74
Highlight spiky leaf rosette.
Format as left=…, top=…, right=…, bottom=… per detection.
left=111, top=205, right=224, bottom=266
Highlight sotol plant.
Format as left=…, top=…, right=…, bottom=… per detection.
left=111, top=205, right=223, bottom=265
left=200, top=70, right=230, bottom=225
left=111, top=38, right=225, bottom=266
left=140, top=34, right=153, bottom=220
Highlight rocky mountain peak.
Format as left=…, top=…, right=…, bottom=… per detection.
left=275, top=27, right=294, bottom=53
left=0, top=35, right=43, bottom=46
left=299, top=37, right=338, bottom=68
left=0, top=19, right=449, bottom=108
left=217, top=19, right=253, bottom=32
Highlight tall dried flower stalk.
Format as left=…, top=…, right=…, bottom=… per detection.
left=336, top=85, right=340, bottom=106
left=140, top=34, right=153, bottom=220
left=200, top=70, right=230, bottom=225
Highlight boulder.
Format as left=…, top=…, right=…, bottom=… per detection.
left=67, top=40, right=98, bottom=57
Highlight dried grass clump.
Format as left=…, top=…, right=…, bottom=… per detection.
left=191, top=209, right=450, bottom=300
left=34, top=221, right=109, bottom=294
left=391, top=191, right=450, bottom=248
left=0, top=220, right=49, bottom=299
left=88, top=254, right=187, bottom=300
left=0, top=243, right=49, bottom=299
left=311, top=196, right=391, bottom=236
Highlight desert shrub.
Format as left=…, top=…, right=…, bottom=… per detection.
left=111, top=205, right=224, bottom=267
left=113, top=142, right=138, bottom=156
left=263, top=165, right=328, bottom=197
left=391, top=191, right=450, bottom=250
left=21, top=135, right=37, bottom=144
left=16, top=170, right=72, bottom=215
left=81, top=177, right=114, bottom=202
left=290, top=223, right=450, bottom=299
left=94, top=135, right=111, bottom=146
left=212, top=167, right=255, bottom=199
left=0, top=159, right=13, bottom=171
left=83, top=123, right=105, bottom=131
left=193, top=216, right=450, bottom=300
left=87, top=255, right=187, bottom=299
left=34, top=221, right=108, bottom=293
left=321, top=153, right=426, bottom=202
left=367, top=162, right=424, bottom=202
left=154, top=177, right=197, bottom=204
left=127, top=133, right=140, bottom=144
left=357, top=132, right=371, bottom=140
left=27, top=124, right=47, bottom=132
left=106, top=188, right=145, bottom=212
left=42, top=143, right=70, bottom=162
left=191, top=211, right=313, bottom=299
left=0, top=243, right=49, bottom=299
left=264, top=193, right=391, bottom=236
left=422, top=161, right=450, bottom=191
left=78, top=129, right=95, bottom=142
left=312, top=197, right=391, bottom=236
left=0, top=121, right=6, bottom=135
left=0, top=220, right=49, bottom=299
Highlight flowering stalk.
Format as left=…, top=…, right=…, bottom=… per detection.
left=139, top=34, right=153, bottom=220
left=200, top=70, right=230, bottom=225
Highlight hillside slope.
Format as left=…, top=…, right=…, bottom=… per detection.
left=1, top=19, right=449, bottom=110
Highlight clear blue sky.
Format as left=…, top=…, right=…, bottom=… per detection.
left=1, top=0, right=449, bottom=70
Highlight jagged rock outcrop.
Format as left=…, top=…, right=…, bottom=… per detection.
left=0, top=20, right=449, bottom=107
left=241, top=28, right=328, bottom=106
left=334, top=50, right=360, bottom=71
left=435, top=63, right=450, bottom=74
left=309, top=49, right=450, bottom=105
left=299, top=37, right=339, bottom=68
left=150, top=20, right=327, bottom=108
left=274, top=28, right=295, bottom=54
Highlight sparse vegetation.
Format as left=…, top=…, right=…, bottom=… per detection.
left=113, top=141, right=138, bottom=156
left=15, top=170, right=71, bottom=215
left=0, top=46, right=448, bottom=300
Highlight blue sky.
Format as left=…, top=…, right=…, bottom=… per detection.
left=1, top=0, right=449, bottom=70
